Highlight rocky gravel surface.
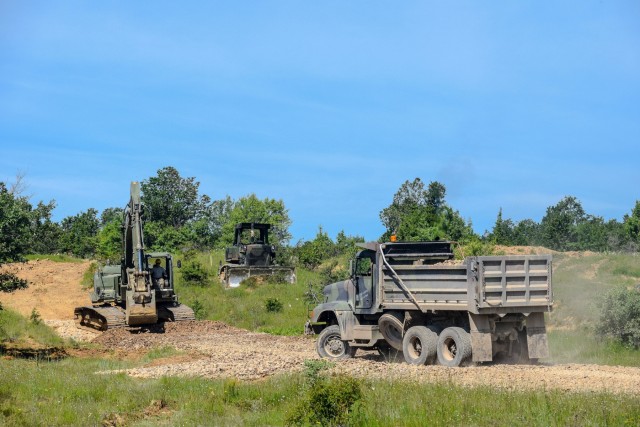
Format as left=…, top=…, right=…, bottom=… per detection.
left=91, top=320, right=640, bottom=395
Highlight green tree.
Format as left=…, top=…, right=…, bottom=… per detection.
left=0, top=182, right=31, bottom=292
left=96, top=216, right=122, bottom=263
left=540, top=196, right=586, bottom=250
left=0, top=182, right=32, bottom=263
left=220, top=194, right=291, bottom=246
left=623, top=201, right=640, bottom=247
left=511, top=219, right=541, bottom=246
left=379, top=178, right=475, bottom=242
left=490, top=208, right=515, bottom=245
left=296, top=227, right=336, bottom=268
left=59, top=209, right=100, bottom=258
left=28, top=200, right=61, bottom=254
left=141, top=166, right=209, bottom=228
left=196, top=195, right=234, bottom=248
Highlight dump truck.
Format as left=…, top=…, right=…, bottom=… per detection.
left=218, top=222, right=296, bottom=287
left=74, top=182, right=195, bottom=330
left=305, top=241, right=553, bottom=366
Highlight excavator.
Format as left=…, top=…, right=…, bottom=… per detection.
left=74, top=182, right=195, bottom=331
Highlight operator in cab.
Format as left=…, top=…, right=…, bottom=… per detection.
left=151, top=259, right=167, bottom=287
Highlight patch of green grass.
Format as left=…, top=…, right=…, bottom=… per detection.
left=174, top=250, right=322, bottom=335
left=141, top=346, right=185, bottom=363
left=81, top=262, right=97, bottom=288
left=0, top=307, right=64, bottom=348
left=25, top=254, right=86, bottom=263
left=549, top=329, right=640, bottom=366
left=0, top=359, right=638, bottom=426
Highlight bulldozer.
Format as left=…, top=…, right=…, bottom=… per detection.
left=74, top=182, right=195, bottom=331
left=218, top=222, right=296, bottom=287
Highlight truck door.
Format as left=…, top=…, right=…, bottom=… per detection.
left=354, top=256, right=373, bottom=309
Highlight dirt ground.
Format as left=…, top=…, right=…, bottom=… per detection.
left=2, top=260, right=640, bottom=395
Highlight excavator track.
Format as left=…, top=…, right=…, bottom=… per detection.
left=159, top=303, right=196, bottom=322
left=74, top=306, right=126, bottom=332
left=74, top=303, right=195, bottom=332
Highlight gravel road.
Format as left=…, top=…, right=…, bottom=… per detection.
left=90, top=320, right=640, bottom=395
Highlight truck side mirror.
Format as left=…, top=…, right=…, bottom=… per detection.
left=349, top=259, right=354, bottom=276
left=177, top=260, right=182, bottom=268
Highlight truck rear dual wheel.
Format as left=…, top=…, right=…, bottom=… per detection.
left=378, top=312, right=404, bottom=351
left=402, top=326, right=438, bottom=365
left=437, top=327, right=472, bottom=367
left=316, top=325, right=356, bottom=360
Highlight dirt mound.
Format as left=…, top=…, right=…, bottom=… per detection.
left=0, top=259, right=93, bottom=320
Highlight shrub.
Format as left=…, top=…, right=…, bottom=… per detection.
left=181, top=260, right=209, bottom=286
left=266, top=271, right=289, bottom=284
left=190, top=300, right=206, bottom=320
left=596, top=287, right=640, bottom=348
left=265, top=298, right=283, bottom=313
left=287, top=375, right=362, bottom=426
left=241, top=276, right=259, bottom=289
left=30, top=308, right=42, bottom=325
left=0, top=273, right=28, bottom=293
left=302, top=359, right=334, bottom=387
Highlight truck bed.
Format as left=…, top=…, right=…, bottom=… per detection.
left=380, top=255, right=552, bottom=314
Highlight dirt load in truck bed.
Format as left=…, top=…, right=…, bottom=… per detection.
left=1, top=259, right=640, bottom=395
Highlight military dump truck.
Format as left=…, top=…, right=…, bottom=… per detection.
left=74, top=182, right=194, bottom=330
left=305, top=241, right=552, bottom=366
left=218, top=222, right=296, bottom=287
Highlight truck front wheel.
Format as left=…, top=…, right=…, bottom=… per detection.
left=403, top=326, right=438, bottom=365
left=437, top=327, right=472, bottom=367
left=316, top=325, right=356, bottom=360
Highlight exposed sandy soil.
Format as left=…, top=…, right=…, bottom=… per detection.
left=2, top=258, right=640, bottom=395
left=0, top=259, right=93, bottom=320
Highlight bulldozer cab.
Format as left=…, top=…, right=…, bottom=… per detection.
left=234, top=223, right=270, bottom=245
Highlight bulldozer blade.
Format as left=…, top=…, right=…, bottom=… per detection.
left=219, top=265, right=296, bottom=288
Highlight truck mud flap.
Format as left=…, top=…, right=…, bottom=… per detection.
left=526, top=312, right=550, bottom=359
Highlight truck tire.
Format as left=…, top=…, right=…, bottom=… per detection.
left=402, top=326, right=438, bottom=365
left=378, top=312, right=404, bottom=351
left=316, top=325, right=356, bottom=360
left=437, top=327, right=472, bottom=367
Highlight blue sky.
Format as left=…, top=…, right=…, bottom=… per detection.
left=1, top=1, right=639, bottom=242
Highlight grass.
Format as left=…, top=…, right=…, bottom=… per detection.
left=24, top=254, right=86, bottom=263
left=0, top=307, right=63, bottom=349
left=0, top=357, right=638, bottom=426
left=174, top=250, right=321, bottom=336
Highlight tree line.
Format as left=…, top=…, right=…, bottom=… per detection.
left=2, top=168, right=640, bottom=269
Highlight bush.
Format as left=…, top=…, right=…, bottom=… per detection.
left=190, top=300, right=206, bottom=320
left=597, top=287, right=640, bottom=348
left=30, top=308, right=42, bottom=325
left=265, top=298, right=283, bottom=313
left=266, top=271, right=289, bottom=284
left=287, top=374, right=362, bottom=426
left=181, top=260, right=209, bottom=286
left=241, top=276, right=259, bottom=289
left=0, top=273, right=28, bottom=293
